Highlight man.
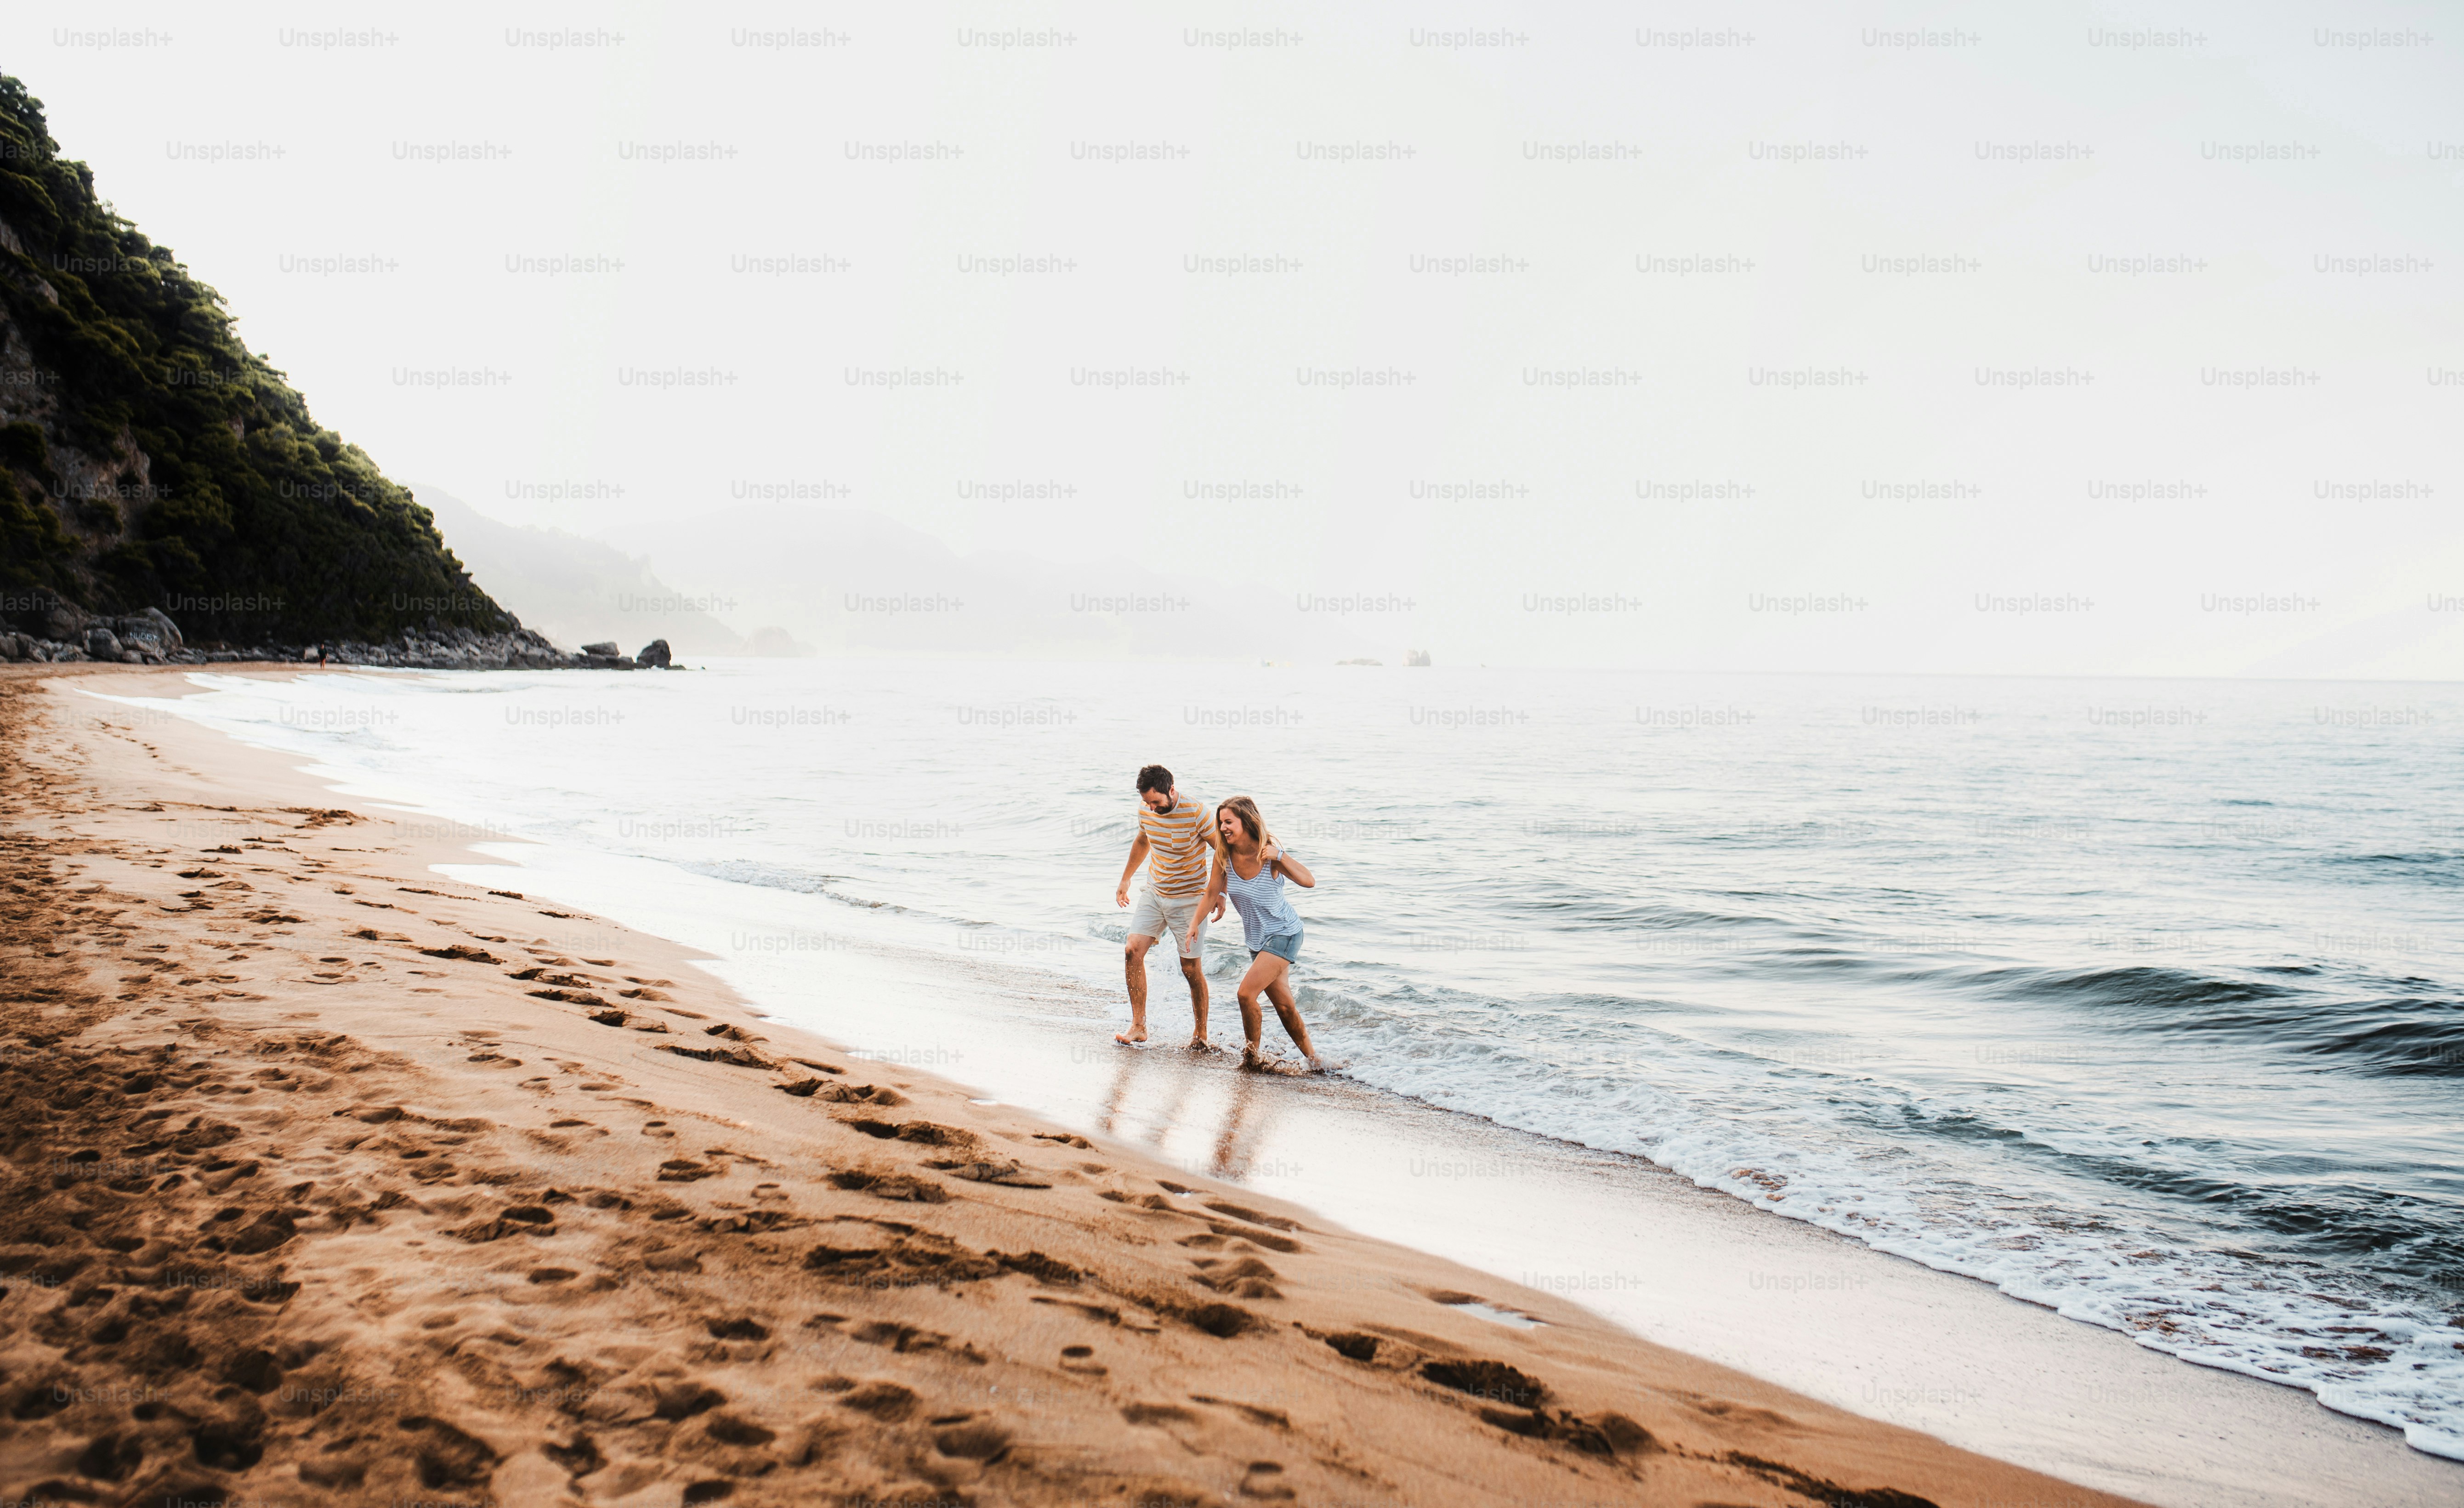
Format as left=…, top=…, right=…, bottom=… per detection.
left=1114, top=764, right=1222, bottom=1048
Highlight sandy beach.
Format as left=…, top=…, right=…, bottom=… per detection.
left=0, top=665, right=2172, bottom=1508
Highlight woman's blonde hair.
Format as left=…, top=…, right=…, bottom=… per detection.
left=1217, top=794, right=1273, bottom=850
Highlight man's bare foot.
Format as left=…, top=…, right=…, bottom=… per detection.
left=1114, top=1029, right=1148, bottom=1046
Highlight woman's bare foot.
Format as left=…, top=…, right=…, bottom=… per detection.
left=1240, top=1044, right=1266, bottom=1071
left=1186, top=1034, right=1215, bottom=1052
left=1114, top=1029, right=1147, bottom=1046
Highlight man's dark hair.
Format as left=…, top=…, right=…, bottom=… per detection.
left=1136, top=764, right=1173, bottom=796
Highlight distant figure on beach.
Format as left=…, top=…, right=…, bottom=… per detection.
left=1114, top=764, right=1222, bottom=1049
left=1186, top=795, right=1322, bottom=1072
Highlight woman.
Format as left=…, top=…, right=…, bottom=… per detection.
left=1186, top=795, right=1323, bottom=1071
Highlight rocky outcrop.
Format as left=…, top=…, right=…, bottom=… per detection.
left=296, top=627, right=640, bottom=671
left=636, top=638, right=672, bottom=669
left=0, top=602, right=194, bottom=663
left=0, top=608, right=681, bottom=670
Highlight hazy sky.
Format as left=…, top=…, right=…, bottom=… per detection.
left=12, top=1, right=2461, bottom=674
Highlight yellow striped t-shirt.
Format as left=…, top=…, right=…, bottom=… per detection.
left=1139, top=794, right=1215, bottom=897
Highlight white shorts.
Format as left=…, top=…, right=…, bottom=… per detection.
left=1128, top=889, right=1208, bottom=958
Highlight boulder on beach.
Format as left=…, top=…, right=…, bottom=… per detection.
left=98, top=612, right=176, bottom=662
left=116, top=607, right=184, bottom=653
left=85, top=628, right=122, bottom=660
left=581, top=641, right=619, bottom=657
left=637, top=639, right=673, bottom=668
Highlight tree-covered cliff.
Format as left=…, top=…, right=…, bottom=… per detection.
left=0, top=72, right=512, bottom=646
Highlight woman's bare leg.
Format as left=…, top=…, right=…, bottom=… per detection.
left=1262, top=973, right=1318, bottom=1067
left=1237, top=954, right=1318, bottom=1069
left=1235, top=953, right=1285, bottom=1068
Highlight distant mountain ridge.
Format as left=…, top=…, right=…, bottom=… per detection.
left=608, top=504, right=1391, bottom=663
left=0, top=72, right=509, bottom=646
left=412, top=486, right=749, bottom=657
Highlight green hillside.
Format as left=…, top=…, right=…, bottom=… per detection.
left=0, top=72, right=511, bottom=645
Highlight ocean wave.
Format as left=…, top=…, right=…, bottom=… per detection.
left=2296, top=1011, right=2464, bottom=1077
left=675, top=857, right=925, bottom=917
left=2322, top=852, right=2464, bottom=885
left=1967, top=963, right=2295, bottom=1013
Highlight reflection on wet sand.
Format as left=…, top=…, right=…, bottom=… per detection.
left=1209, top=1069, right=1275, bottom=1181
left=1097, top=1042, right=1285, bottom=1182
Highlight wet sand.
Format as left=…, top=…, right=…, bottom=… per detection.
left=1, top=665, right=2168, bottom=1505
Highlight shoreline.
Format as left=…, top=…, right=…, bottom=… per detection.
left=0, top=663, right=2413, bottom=1506
left=0, top=662, right=2140, bottom=1507
left=459, top=836, right=2459, bottom=1508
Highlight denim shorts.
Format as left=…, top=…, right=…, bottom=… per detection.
left=1255, top=928, right=1302, bottom=964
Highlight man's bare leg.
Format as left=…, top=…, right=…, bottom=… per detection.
left=1179, top=955, right=1211, bottom=1049
left=1118, top=935, right=1157, bottom=1044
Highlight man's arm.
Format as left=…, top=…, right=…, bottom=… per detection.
left=1116, top=833, right=1150, bottom=908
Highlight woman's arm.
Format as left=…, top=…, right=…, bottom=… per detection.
left=1201, top=830, right=1227, bottom=920
left=1266, top=842, right=1315, bottom=888
left=1185, top=862, right=1229, bottom=947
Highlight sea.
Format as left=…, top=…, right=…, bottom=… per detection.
left=101, top=658, right=2464, bottom=1461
